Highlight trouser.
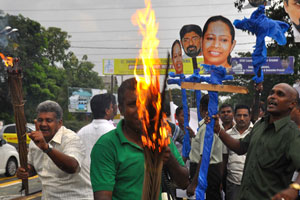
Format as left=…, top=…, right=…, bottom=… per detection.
left=226, top=180, right=240, bottom=200
left=190, top=162, right=222, bottom=200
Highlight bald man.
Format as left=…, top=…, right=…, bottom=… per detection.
left=208, top=83, right=300, bottom=200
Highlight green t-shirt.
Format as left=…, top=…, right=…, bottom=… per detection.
left=238, top=115, right=300, bottom=200
left=90, top=119, right=184, bottom=200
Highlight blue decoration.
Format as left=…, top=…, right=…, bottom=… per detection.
left=233, top=5, right=289, bottom=83
left=195, top=64, right=232, bottom=200
left=167, top=68, right=204, bottom=158
left=167, top=73, right=191, bottom=158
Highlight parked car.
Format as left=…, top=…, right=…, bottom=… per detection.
left=0, top=123, right=35, bottom=145
left=0, top=138, right=20, bottom=176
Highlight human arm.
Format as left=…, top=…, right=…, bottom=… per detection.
left=94, top=191, right=113, bottom=200
left=163, top=144, right=189, bottom=189
left=271, top=174, right=300, bottom=200
left=221, top=153, right=228, bottom=182
left=28, top=135, right=80, bottom=173
left=28, top=121, right=81, bottom=174
left=186, top=126, right=196, bottom=138
left=251, top=82, right=263, bottom=124
left=206, top=114, right=247, bottom=155
left=186, top=156, right=202, bottom=197
left=16, top=164, right=37, bottom=179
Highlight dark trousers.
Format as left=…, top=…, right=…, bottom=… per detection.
left=190, top=162, right=222, bottom=200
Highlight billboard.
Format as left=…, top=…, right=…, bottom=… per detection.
left=103, top=57, right=204, bottom=75
left=103, top=56, right=294, bottom=76
left=68, top=87, right=107, bottom=113
left=228, top=56, right=294, bottom=75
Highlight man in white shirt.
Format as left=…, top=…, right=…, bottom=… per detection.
left=223, top=104, right=253, bottom=200
left=77, top=93, right=116, bottom=168
left=17, top=100, right=93, bottom=199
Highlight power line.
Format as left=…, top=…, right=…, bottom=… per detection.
left=71, top=40, right=274, bottom=50
left=38, top=12, right=252, bottom=23
left=3, top=3, right=234, bottom=12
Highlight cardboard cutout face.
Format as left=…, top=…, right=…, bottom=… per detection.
left=284, top=0, right=300, bottom=42
left=171, top=40, right=183, bottom=74
left=179, top=24, right=202, bottom=58
left=181, top=31, right=202, bottom=57
left=202, top=16, right=236, bottom=68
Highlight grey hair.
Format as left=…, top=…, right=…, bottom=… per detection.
left=36, top=100, right=63, bottom=121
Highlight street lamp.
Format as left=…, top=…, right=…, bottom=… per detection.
left=0, top=26, right=18, bottom=36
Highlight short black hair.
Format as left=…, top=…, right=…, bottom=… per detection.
left=175, top=106, right=183, bottom=116
left=175, top=105, right=190, bottom=116
left=200, top=94, right=209, bottom=111
left=234, top=104, right=250, bottom=115
left=180, top=24, right=202, bottom=41
left=219, top=103, right=233, bottom=112
left=118, top=78, right=137, bottom=108
left=91, top=93, right=114, bottom=119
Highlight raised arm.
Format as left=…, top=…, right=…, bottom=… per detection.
left=28, top=121, right=81, bottom=174
left=209, top=114, right=247, bottom=155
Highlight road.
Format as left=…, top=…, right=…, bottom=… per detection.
left=0, top=174, right=41, bottom=200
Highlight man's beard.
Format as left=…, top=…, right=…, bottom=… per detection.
left=293, top=18, right=300, bottom=32
left=186, top=45, right=201, bottom=57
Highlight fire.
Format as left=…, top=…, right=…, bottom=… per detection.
left=131, top=0, right=170, bottom=152
left=0, top=53, right=14, bottom=67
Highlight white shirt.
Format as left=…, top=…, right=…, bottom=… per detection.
left=28, top=126, right=93, bottom=200
left=77, top=119, right=115, bottom=168
left=189, top=119, right=224, bottom=164
left=224, top=123, right=253, bottom=185
left=292, top=24, right=300, bottom=43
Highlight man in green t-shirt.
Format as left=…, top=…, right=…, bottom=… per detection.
left=90, top=78, right=190, bottom=200
left=208, top=83, right=300, bottom=200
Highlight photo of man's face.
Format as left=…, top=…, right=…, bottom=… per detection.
left=179, top=24, right=202, bottom=58
left=181, top=31, right=202, bottom=57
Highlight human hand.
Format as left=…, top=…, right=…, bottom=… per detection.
left=204, top=113, right=221, bottom=134
left=162, top=146, right=171, bottom=164
left=28, top=120, right=48, bottom=151
left=16, top=167, right=29, bottom=179
left=186, top=183, right=196, bottom=197
left=271, top=188, right=298, bottom=200
left=186, top=126, right=195, bottom=138
left=254, top=82, right=263, bottom=93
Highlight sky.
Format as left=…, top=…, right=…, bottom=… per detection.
left=1, top=0, right=276, bottom=77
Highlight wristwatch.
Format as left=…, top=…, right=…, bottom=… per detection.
left=43, top=144, right=53, bottom=154
left=290, top=183, right=300, bottom=190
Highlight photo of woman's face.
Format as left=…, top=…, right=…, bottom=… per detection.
left=202, top=20, right=236, bottom=68
left=172, top=42, right=183, bottom=74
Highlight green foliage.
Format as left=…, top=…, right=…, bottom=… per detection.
left=0, top=14, right=104, bottom=124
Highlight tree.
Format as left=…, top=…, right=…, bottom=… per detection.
left=0, top=14, right=104, bottom=125
left=224, top=0, right=300, bottom=108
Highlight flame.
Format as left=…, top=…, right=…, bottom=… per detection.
left=132, top=0, right=170, bottom=152
left=0, top=53, right=13, bottom=67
